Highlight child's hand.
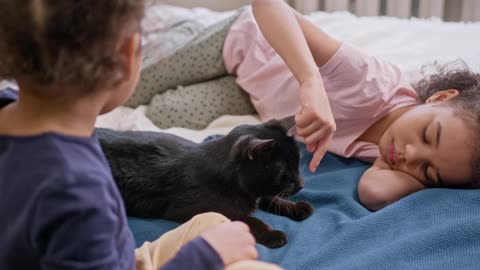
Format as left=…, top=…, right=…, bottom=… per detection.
left=296, top=78, right=336, bottom=172
left=200, top=221, right=258, bottom=266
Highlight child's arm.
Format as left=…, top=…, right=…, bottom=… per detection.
left=358, top=157, right=426, bottom=211
left=158, top=238, right=224, bottom=270
left=252, top=0, right=339, bottom=172
left=34, top=179, right=134, bottom=269
left=251, top=0, right=340, bottom=81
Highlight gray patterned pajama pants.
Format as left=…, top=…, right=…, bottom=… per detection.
left=125, top=9, right=255, bottom=130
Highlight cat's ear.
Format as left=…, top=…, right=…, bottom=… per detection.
left=277, top=115, right=296, bottom=137
left=247, top=138, right=275, bottom=160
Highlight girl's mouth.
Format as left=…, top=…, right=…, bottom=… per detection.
left=389, top=140, right=397, bottom=166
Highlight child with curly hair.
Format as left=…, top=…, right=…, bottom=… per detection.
left=0, top=1, right=281, bottom=270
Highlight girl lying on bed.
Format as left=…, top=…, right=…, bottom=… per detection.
left=137, top=0, right=480, bottom=211
left=248, top=0, right=480, bottom=211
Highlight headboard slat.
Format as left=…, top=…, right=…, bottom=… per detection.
left=386, top=0, right=412, bottom=18
left=462, top=0, right=480, bottom=21
left=324, top=0, right=350, bottom=12
left=160, top=0, right=480, bottom=21
left=291, top=0, right=321, bottom=15
left=418, top=0, right=445, bottom=18
left=356, top=0, right=381, bottom=16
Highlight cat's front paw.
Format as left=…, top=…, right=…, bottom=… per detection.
left=292, top=201, right=314, bottom=221
left=260, top=230, right=288, bottom=249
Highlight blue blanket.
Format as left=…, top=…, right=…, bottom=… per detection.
left=128, top=142, right=480, bottom=270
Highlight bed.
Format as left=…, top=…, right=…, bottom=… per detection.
left=90, top=2, right=480, bottom=269
left=93, top=2, right=480, bottom=269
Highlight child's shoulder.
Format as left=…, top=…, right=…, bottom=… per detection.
left=0, top=87, right=113, bottom=189
left=0, top=132, right=113, bottom=188
left=0, top=132, right=122, bottom=233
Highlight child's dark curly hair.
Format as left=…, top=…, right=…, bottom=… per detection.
left=0, top=0, right=144, bottom=94
left=414, top=60, right=480, bottom=187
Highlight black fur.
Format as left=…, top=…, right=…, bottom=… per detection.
left=97, top=116, right=313, bottom=248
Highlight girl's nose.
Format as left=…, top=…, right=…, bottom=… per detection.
left=396, top=148, right=406, bottom=161
left=404, top=144, right=427, bottom=167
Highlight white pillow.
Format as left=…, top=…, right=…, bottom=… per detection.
left=141, top=4, right=235, bottom=69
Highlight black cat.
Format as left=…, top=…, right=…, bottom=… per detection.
left=96, top=116, right=313, bottom=248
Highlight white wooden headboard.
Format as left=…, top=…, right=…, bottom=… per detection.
left=159, top=0, right=480, bottom=22
left=290, top=0, right=480, bottom=21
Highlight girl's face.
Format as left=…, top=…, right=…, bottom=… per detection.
left=378, top=94, right=474, bottom=188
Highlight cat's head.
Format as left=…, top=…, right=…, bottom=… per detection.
left=227, top=116, right=304, bottom=198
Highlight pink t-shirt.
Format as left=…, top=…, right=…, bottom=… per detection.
left=223, top=8, right=420, bottom=162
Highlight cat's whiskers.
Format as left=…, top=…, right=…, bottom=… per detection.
left=280, top=192, right=289, bottom=216
left=274, top=194, right=281, bottom=215
left=267, top=193, right=281, bottom=213
left=283, top=193, right=293, bottom=218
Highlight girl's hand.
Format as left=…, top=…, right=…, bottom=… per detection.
left=200, top=221, right=258, bottom=266
left=296, top=78, right=336, bottom=173
left=358, top=157, right=426, bottom=211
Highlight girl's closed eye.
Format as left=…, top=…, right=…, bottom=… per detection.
left=421, top=123, right=446, bottom=187
left=422, top=124, right=429, bottom=144
left=421, top=123, right=435, bottom=186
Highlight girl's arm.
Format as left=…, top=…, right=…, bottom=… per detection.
left=252, top=0, right=340, bottom=172
left=358, top=157, right=426, bottom=211
left=252, top=0, right=340, bottom=77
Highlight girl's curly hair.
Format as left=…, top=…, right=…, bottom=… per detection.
left=414, top=60, right=480, bottom=187
left=0, top=0, right=144, bottom=94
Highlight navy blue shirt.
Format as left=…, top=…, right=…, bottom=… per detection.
left=0, top=89, right=223, bottom=270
